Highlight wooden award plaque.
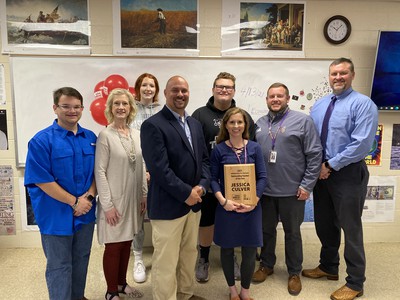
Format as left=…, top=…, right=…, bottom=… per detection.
left=224, top=163, right=257, bottom=206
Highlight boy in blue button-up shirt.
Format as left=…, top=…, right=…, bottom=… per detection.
left=25, top=87, right=97, bottom=300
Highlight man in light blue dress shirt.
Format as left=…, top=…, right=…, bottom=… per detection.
left=302, top=58, right=378, bottom=300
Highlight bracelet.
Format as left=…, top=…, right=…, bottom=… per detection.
left=221, top=198, right=228, bottom=207
left=71, top=197, right=79, bottom=210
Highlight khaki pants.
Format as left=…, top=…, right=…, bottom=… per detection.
left=151, top=210, right=201, bottom=300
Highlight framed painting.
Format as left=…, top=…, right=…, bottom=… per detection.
left=113, top=0, right=199, bottom=56
left=0, top=0, right=90, bottom=55
left=221, top=0, right=305, bottom=58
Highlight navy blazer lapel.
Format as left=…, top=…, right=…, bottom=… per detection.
left=187, top=117, right=198, bottom=157
left=162, top=106, right=195, bottom=157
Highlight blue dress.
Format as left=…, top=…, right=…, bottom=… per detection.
left=210, top=140, right=267, bottom=248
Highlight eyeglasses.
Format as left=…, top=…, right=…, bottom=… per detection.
left=57, top=105, right=84, bottom=111
left=214, top=85, right=235, bottom=92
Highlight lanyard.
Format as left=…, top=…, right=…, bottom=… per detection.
left=268, top=109, right=290, bottom=150
left=228, top=139, right=247, bottom=164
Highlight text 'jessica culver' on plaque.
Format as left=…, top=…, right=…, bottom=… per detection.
left=224, top=164, right=257, bottom=206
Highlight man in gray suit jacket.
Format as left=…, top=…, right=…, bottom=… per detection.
left=141, top=76, right=210, bottom=300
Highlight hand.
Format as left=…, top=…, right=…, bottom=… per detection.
left=235, top=203, right=255, bottom=213
left=73, top=195, right=93, bottom=216
left=223, top=199, right=240, bottom=212
left=185, top=187, right=202, bottom=206
left=140, top=197, right=147, bottom=216
left=297, top=188, right=310, bottom=201
left=105, top=207, right=121, bottom=226
left=193, top=185, right=204, bottom=196
left=319, top=163, right=331, bottom=180
left=146, top=171, right=150, bottom=185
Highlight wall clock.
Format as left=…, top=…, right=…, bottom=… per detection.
left=323, top=15, right=352, bottom=45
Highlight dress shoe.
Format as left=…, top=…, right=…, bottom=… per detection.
left=288, top=274, right=302, bottom=296
left=302, top=266, right=338, bottom=280
left=330, top=285, right=363, bottom=300
left=252, top=266, right=273, bottom=283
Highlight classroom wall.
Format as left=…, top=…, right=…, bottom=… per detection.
left=0, top=0, right=399, bottom=248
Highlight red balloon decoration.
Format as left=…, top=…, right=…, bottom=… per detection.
left=128, top=87, right=136, bottom=96
left=93, top=80, right=106, bottom=100
left=90, top=97, right=108, bottom=126
left=103, top=74, right=129, bottom=95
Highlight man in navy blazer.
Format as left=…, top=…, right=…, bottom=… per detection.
left=141, top=76, right=210, bottom=300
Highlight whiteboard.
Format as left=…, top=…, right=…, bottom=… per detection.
left=10, top=56, right=331, bottom=166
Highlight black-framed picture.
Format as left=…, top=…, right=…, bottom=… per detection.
left=0, top=0, right=90, bottom=55
left=112, top=0, right=199, bottom=56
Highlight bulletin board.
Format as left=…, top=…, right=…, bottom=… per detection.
left=10, top=56, right=331, bottom=167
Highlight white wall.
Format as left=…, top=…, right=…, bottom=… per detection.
left=0, top=0, right=399, bottom=248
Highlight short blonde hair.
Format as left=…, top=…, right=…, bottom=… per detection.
left=104, top=88, right=137, bottom=125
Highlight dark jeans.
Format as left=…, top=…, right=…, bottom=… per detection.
left=41, top=222, right=95, bottom=300
left=259, top=195, right=305, bottom=275
left=313, top=161, right=368, bottom=291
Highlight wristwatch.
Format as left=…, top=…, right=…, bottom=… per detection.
left=71, top=197, right=79, bottom=210
left=324, top=161, right=332, bottom=170
left=86, top=194, right=95, bottom=202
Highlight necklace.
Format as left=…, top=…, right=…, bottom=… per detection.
left=229, top=139, right=244, bottom=150
left=228, top=139, right=247, bottom=164
left=115, top=127, right=136, bottom=169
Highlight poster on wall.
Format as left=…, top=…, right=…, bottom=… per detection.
left=221, top=0, right=305, bottom=57
left=304, top=175, right=397, bottom=224
left=0, top=109, right=8, bottom=150
left=0, top=64, right=5, bottom=105
left=390, top=124, right=400, bottom=170
left=112, top=0, right=199, bottom=56
left=0, top=0, right=90, bottom=55
left=365, top=124, right=383, bottom=166
left=362, top=176, right=396, bottom=222
left=0, top=165, right=15, bottom=235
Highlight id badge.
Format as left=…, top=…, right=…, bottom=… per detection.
left=269, top=150, right=277, bottom=163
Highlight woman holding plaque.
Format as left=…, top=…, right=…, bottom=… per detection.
left=210, top=107, right=267, bottom=300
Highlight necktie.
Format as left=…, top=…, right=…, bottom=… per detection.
left=320, top=96, right=337, bottom=160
